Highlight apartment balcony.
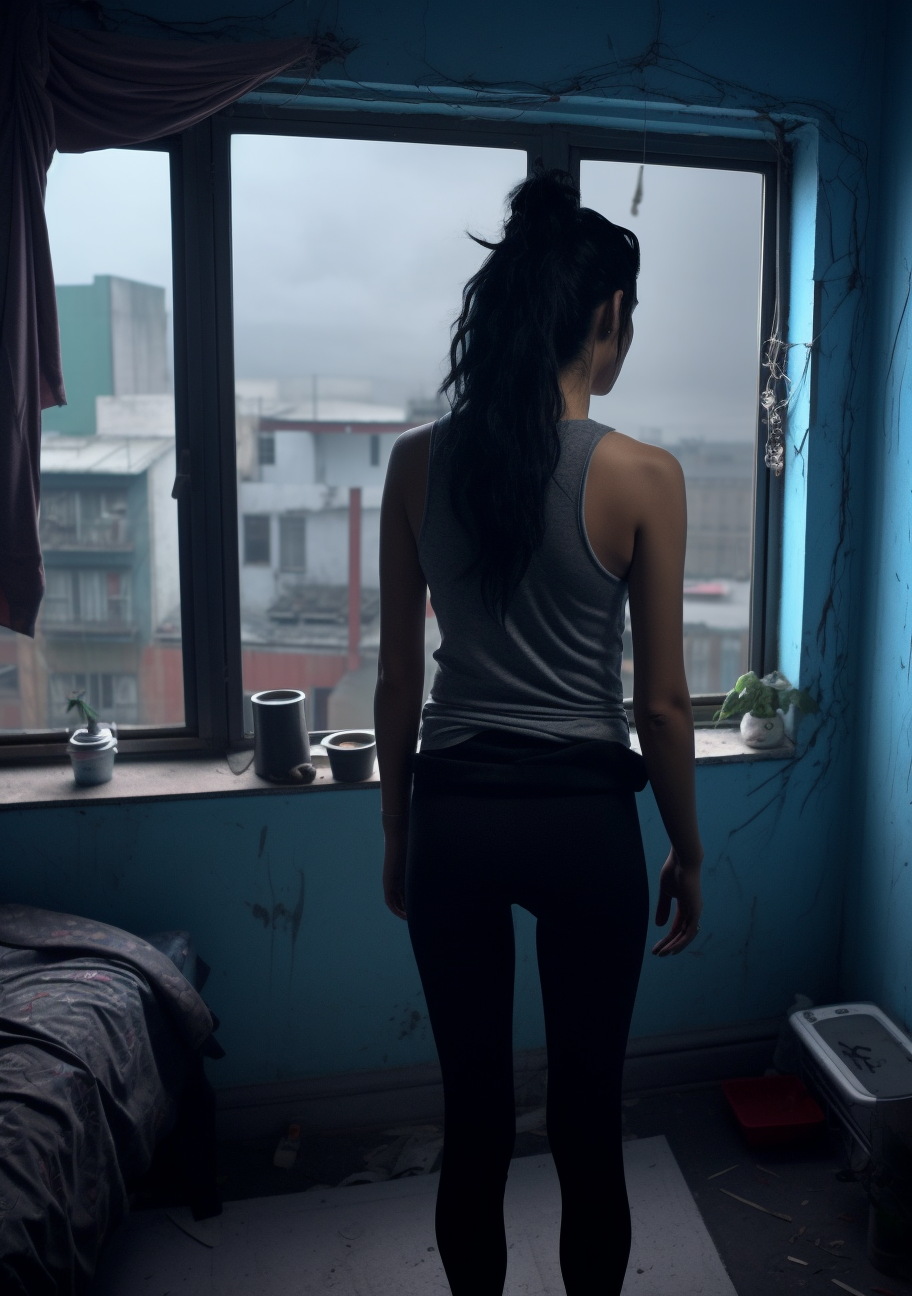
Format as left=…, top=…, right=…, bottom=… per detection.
left=39, top=517, right=133, bottom=552
left=40, top=619, right=138, bottom=641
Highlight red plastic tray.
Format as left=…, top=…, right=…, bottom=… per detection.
left=721, top=1075, right=825, bottom=1147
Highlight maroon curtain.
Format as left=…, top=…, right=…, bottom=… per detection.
left=0, top=0, right=324, bottom=635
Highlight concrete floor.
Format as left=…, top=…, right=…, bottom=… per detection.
left=93, top=1135, right=735, bottom=1295
left=106, top=1081, right=912, bottom=1296
left=624, top=1084, right=912, bottom=1296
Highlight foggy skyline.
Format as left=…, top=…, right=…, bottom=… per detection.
left=45, top=137, right=763, bottom=443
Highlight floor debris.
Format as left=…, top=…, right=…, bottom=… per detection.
left=831, top=1281, right=865, bottom=1296
left=337, top=1169, right=390, bottom=1187
left=272, top=1123, right=301, bottom=1170
left=815, top=1238, right=851, bottom=1257
left=708, top=1164, right=740, bottom=1179
left=755, top=1164, right=782, bottom=1177
left=718, top=1187, right=792, bottom=1222
left=515, top=1107, right=548, bottom=1134
left=164, top=1207, right=221, bottom=1248
left=361, top=1125, right=444, bottom=1180
left=787, top=1256, right=809, bottom=1265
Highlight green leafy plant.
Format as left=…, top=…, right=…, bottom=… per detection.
left=713, top=670, right=819, bottom=723
left=66, top=690, right=100, bottom=736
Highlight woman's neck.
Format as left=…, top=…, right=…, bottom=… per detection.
left=559, top=369, right=592, bottom=420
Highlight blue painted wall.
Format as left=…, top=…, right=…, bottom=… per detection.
left=2, top=761, right=843, bottom=1090
left=15, top=0, right=895, bottom=1087
left=843, top=0, right=912, bottom=1032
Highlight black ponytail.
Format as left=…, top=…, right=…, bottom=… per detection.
left=438, top=168, right=640, bottom=620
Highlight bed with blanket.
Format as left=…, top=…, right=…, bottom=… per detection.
left=0, top=903, right=222, bottom=1295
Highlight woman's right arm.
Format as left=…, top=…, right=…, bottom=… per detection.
left=626, top=450, right=704, bottom=957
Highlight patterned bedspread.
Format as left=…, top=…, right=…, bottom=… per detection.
left=0, top=904, right=217, bottom=1295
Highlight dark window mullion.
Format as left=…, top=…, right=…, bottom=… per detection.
left=212, top=118, right=246, bottom=748
left=169, top=140, right=199, bottom=739
left=178, top=120, right=232, bottom=750
left=751, top=156, right=785, bottom=678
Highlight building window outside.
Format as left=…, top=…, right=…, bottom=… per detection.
left=49, top=672, right=139, bottom=725
left=43, top=569, right=76, bottom=624
left=721, top=635, right=746, bottom=690
left=244, top=514, right=271, bottom=565
left=685, top=633, right=716, bottom=696
left=279, top=515, right=307, bottom=572
left=42, top=569, right=133, bottom=625
left=258, top=433, right=275, bottom=466
left=369, top=434, right=380, bottom=467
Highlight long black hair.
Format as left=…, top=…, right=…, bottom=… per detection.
left=438, top=168, right=640, bottom=619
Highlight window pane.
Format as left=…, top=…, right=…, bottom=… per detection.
left=279, top=515, right=307, bottom=572
left=244, top=515, right=271, bottom=565
left=580, top=161, right=762, bottom=699
left=231, top=136, right=526, bottom=733
left=0, top=148, right=184, bottom=734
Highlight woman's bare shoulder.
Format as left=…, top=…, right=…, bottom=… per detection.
left=592, top=429, right=684, bottom=499
left=386, top=422, right=435, bottom=536
left=388, top=421, right=433, bottom=480
left=598, top=428, right=680, bottom=468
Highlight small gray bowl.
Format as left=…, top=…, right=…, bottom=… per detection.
left=323, top=730, right=377, bottom=782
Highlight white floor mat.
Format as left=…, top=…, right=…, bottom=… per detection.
left=91, top=1135, right=737, bottom=1295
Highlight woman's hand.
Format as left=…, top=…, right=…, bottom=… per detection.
left=651, top=848, right=703, bottom=956
left=382, top=824, right=408, bottom=920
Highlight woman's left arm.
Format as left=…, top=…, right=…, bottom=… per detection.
left=374, top=431, right=430, bottom=920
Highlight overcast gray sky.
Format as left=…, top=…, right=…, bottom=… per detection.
left=45, top=137, right=762, bottom=443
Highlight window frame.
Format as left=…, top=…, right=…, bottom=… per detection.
left=0, top=110, right=782, bottom=761
left=570, top=132, right=782, bottom=719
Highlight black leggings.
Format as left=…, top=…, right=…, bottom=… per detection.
left=405, top=741, right=650, bottom=1295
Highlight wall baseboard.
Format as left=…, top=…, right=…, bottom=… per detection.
left=214, top=1016, right=780, bottom=1141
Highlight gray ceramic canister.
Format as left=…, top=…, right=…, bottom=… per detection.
left=252, top=689, right=311, bottom=779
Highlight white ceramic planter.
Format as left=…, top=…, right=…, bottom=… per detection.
left=740, top=711, right=785, bottom=749
left=68, top=726, right=117, bottom=786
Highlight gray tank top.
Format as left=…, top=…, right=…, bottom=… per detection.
left=418, top=415, right=630, bottom=750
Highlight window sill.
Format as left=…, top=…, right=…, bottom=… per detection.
left=632, top=726, right=796, bottom=765
left=0, top=729, right=794, bottom=811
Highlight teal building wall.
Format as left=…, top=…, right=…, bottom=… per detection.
left=43, top=277, right=114, bottom=437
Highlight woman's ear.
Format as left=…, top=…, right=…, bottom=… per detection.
left=594, top=290, right=625, bottom=340
left=610, top=287, right=625, bottom=336
left=594, top=298, right=615, bottom=340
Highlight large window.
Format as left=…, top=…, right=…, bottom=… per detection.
left=0, top=147, right=184, bottom=744
left=580, top=159, right=764, bottom=699
left=230, top=135, right=526, bottom=734
left=0, top=113, right=777, bottom=758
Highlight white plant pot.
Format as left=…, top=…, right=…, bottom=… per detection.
left=740, top=711, right=785, bottom=749
left=68, top=726, right=117, bottom=786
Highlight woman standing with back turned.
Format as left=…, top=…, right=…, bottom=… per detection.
left=374, top=168, right=704, bottom=1295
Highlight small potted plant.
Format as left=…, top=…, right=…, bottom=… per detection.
left=66, top=691, right=118, bottom=786
left=714, top=671, right=818, bottom=749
